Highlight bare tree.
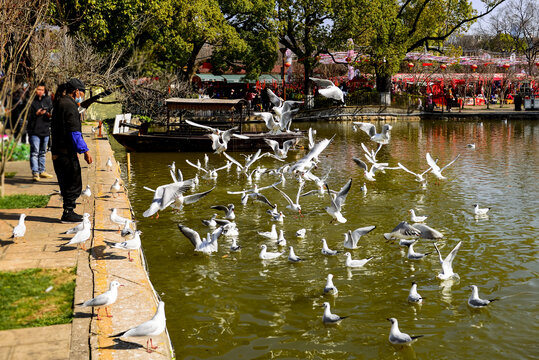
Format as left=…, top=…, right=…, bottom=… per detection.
left=0, top=0, right=51, bottom=196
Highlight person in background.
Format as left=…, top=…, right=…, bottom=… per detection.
left=50, top=78, right=93, bottom=223
left=27, top=83, right=53, bottom=181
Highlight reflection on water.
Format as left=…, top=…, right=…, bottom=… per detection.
left=111, top=119, right=539, bottom=359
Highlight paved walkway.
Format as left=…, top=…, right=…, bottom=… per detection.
left=0, top=126, right=173, bottom=359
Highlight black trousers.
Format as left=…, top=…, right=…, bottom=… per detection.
left=52, top=151, right=82, bottom=211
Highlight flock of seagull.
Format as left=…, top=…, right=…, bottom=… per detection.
left=7, top=87, right=499, bottom=353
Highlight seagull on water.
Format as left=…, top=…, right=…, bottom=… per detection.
left=310, top=77, right=344, bottom=103
left=11, top=213, right=26, bottom=239
left=408, top=282, right=424, bottom=304
left=384, top=221, right=421, bottom=241
left=258, top=224, right=278, bottom=240
left=178, top=225, right=224, bottom=254
left=142, top=181, right=193, bottom=218
left=230, top=238, right=241, bottom=252
left=321, top=238, right=340, bottom=256
left=202, top=214, right=218, bottom=228
left=343, top=225, right=376, bottom=249
left=409, top=209, right=427, bottom=223
left=468, top=285, right=499, bottom=308
left=353, top=122, right=392, bottom=144
left=78, top=280, right=123, bottom=319
left=211, top=204, right=235, bottom=220
left=288, top=246, right=302, bottom=262
left=387, top=318, right=423, bottom=345
left=276, top=230, right=287, bottom=246
left=322, top=302, right=347, bottom=324
left=259, top=244, right=284, bottom=260
left=406, top=240, right=431, bottom=260
left=324, top=274, right=338, bottom=295
left=473, top=204, right=490, bottom=216
left=325, top=179, right=352, bottom=223
left=344, top=252, right=373, bottom=267
left=296, top=228, right=306, bottom=238
left=105, top=230, right=142, bottom=261
left=433, top=241, right=462, bottom=280
left=111, top=301, right=166, bottom=353
left=426, top=152, right=460, bottom=180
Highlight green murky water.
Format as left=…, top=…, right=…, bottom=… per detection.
left=110, top=120, right=538, bottom=359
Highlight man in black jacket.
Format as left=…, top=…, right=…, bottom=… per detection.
left=28, top=83, right=54, bottom=181
left=51, top=78, right=93, bottom=223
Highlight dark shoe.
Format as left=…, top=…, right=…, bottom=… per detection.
left=61, top=209, right=83, bottom=223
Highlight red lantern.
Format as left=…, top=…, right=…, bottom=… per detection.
left=408, top=62, right=415, bottom=69
left=440, top=64, right=447, bottom=70
left=284, top=62, right=291, bottom=67
left=471, top=64, right=478, bottom=71
left=422, top=63, right=433, bottom=67
left=345, top=57, right=352, bottom=63
left=502, top=63, right=510, bottom=69
left=536, top=61, right=539, bottom=67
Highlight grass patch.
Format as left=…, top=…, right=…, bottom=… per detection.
left=0, top=268, right=76, bottom=330
left=5, top=172, right=16, bottom=178
left=0, top=194, right=50, bottom=209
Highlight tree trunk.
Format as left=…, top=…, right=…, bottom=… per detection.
left=303, top=61, right=314, bottom=108
left=182, top=41, right=205, bottom=82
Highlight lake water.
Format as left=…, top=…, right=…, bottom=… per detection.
left=110, top=119, right=539, bottom=359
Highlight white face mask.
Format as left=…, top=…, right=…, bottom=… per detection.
left=75, top=97, right=83, bottom=103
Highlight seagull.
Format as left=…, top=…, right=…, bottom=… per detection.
left=105, top=230, right=142, bottom=261
left=185, top=120, right=248, bottom=154
left=473, top=204, right=490, bottom=216
left=264, top=139, right=296, bottom=159
left=406, top=240, right=431, bottom=260
left=343, top=225, right=376, bottom=249
left=110, top=179, right=121, bottom=197
left=322, top=302, right=347, bottom=324
left=353, top=122, right=392, bottom=144
left=409, top=209, right=427, bottom=223
left=325, top=179, right=352, bottom=223
left=353, top=157, right=383, bottom=181
left=289, top=137, right=333, bottom=173
left=258, top=224, right=278, bottom=240
left=120, top=219, right=135, bottom=239
left=270, top=211, right=286, bottom=223
left=259, top=244, right=284, bottom=260
left=227, top=182, right=280, bottom=205
left=65, top=213, right=91, bottom=234
left=276, top=230, right=287, bottom=246
left=78, top=280, right=123, bottom=320
left=344, top=252, right=373, bottom=267
left=321, top=238, right=340, bottom=256
left=408, top=282, right=424, bottom=304
left=185, top=160, right=228, bottom=179
left=221, top=222, right=239, bottom=237
left=202, top=214, right=218, bottom=227
left=223, top=149, right=266, bottom=175
left=412, top=223, right=444, bottom=240
left=387, top=318, right=423, bottom=345
left=468, top=285, right=499, bottom=308
left=228, top=238, right=241, bottom=252
left=168, top=187, right=215, bottom=211
left=272, top=182, right=304, bottom=215
left=266, top=88, right=283, bottom=107
left=11, top=213, right=26, bottom=239
left=433, top=241, right=462, bottom=280
left=307, top=127, right=316, bottom=151
left=383, top=221, right=421, bottom=241
left=81, top=185, right=91, bottom=202
left=324, top=274, right=338, bottom=295
left=211, top=204, right=235, bottom=220
left=106, top=156, right=113, bottom=171
left=360, top=182, right=367, bottom=194
left=111, top=301, right=166, bottom=353
left=177, top=225, right=224, bottom=254
left=110, top=208, right=130, bottom=228
left=426, top=153, right=460, bottom=180
left=204, top=153, right=209, bottom=167
left=398, top=162, right=433, bottom=183
left=65, top=218, right=91, bottom=250
left=254, top=112, right=281, bottom=134
left=288, top=246, right=302, bottom=262
left=296, top=228, right=306, bottom=238
left=142, top=181, right=193, bottom=218
left=310, top=77, right=344, bottom=103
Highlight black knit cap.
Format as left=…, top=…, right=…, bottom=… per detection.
left=66, top=78, right=86, bottom=92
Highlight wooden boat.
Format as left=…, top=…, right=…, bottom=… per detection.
left=112, top=98, right=303, bottom=152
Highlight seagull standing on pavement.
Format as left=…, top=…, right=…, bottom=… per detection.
left=65, top=219, right=91, bottom=250
left=111, top=301, right=166, bottom=353
left=81, top=185, right=92, bottom=202
left=11, top=214, right=26, bottom=239
left=106, top=156, right=113, bottom=171
left=78, top=280, right=123, bottom=320
left=110, top=179, right=121, bottom=197
left=105, top=230, right=142, bottom=262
